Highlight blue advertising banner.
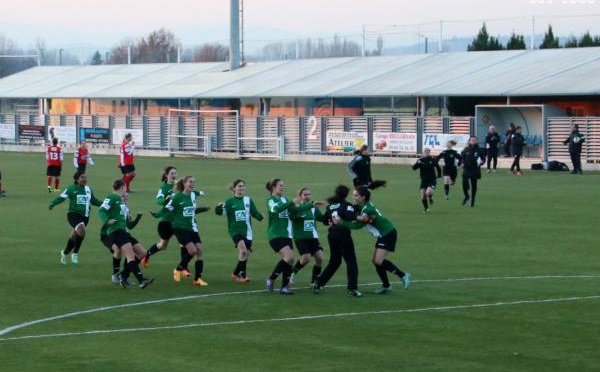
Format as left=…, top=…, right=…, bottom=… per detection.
left=80, top=128, right=110, bottom=144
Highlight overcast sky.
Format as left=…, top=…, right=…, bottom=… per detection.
left=1, top=0, right=599, bottom=51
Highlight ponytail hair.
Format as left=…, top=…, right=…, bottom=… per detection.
left=73, top=171, right=85, bottom=184
left=176, top=176, right=193, bottom=192
left=230, top=178, right=246, bottom=191
left=368, top=180, right=387, bottom=190
left=113, top=179, right=125, bottom=191
left=265, top=178, right=282, bottom=193
left=326, top=185, right=349, bottom=204
left=297, top=187, right=309, bottom=197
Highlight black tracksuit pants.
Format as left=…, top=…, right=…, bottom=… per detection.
left=317, top=228, right=358, bottom=290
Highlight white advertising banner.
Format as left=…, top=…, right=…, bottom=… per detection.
left=112, top=129, right=144, bottom=146
left=325, top=131, right=367, bottom=152
left=373, top=132, right=417, bottom=153
left=48, top=126, right=77, bottom=144
left=0, top=124, right=15, bottom=139
left=422, top=133, right=470, bottom=155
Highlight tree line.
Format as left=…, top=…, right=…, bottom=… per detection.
left=467, top=23, right=600, bottom=51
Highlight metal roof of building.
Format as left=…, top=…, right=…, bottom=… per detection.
left=0, top=47, right=599, bottom=99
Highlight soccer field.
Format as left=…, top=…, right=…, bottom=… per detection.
left=0, top=151, right=598, bottom=372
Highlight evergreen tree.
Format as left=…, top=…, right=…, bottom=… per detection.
left=578, top=31, right=594, bottom=47
left=539, top=25, right=560, bottom=49
left=90, top=50, right=103, bottom=65
left=506, top=33, right=526, bottom=50
left=468, top=23, right=491, bottom=51
left=563, top=36, right=578, bottom=48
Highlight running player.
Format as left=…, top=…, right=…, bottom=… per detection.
left=215, top=179, right=264, bottom=283
left=73, top=140, right=95, bottom=172
left=412, top=147, right=441, bottom=212
left=49, top=171, right=102, bottom=264
left=141, top=166, right=177, bottom=268
left=348, top=144, right=372, bottom=187
left=154, top=176, right=210, bottom=287
left=436, top=141, right=461, bottom=200
left=0, top=169, right=5, bottom=197
left=119, top=133, right=135, bottom=192
left=46, top=137, right=63, bottom=193
left=289, top=187, right=325, bottom=285
left=337, top=184, right=411, bottom=294
left=98, top=179, right=153, bottom=289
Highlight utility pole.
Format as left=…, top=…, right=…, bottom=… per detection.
left=362, top=25, right=366, bottom=57
left=59, top=49, right=63, bottom=66
left=530, top=15, right=535, bottom=50
left=438, top=20, right=443, bottom=52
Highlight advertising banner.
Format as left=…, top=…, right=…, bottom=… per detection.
left=325, top=131, right=367, bottom=152
left=18, top=125, right=46, bottom=142
left=422, top=133, right=470, bottom=155
left=112, top=129, right=144, bottom=146
left=80, top=128, right=110, bottom=144
left=0, top=124, right=15, bottom=140
left=373, top=132, right=417, bottom=153
left=48, top=126, right=77, bottom=143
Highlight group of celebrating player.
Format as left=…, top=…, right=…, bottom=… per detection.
left=46, top=133, right=411, bottom=297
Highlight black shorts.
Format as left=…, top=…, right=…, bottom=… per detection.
left=47, top=165, right=62, bottom=177
left=232, top=235, right=253, bottom=251
left=67, top=212, right=89, bottom=228
left=109, top=229, right=134, bottom=249
left=77, top=164, right=87, bottom=173
left=100, top=235, right=114, bottom=252
left=375, top=229, right=397, bottom=252
left=420, top=180, right=436, bottom=190
left=295, top=239, right=323, bottom=256
left=120, top=165, right=135, bottom=174
left=174, top=229, right=201, bottom=246
left=157, top=221, right=175, bottom=240
left=443, top=167, right=457, bottom=181
left=269, top=237, right=293, bottom=253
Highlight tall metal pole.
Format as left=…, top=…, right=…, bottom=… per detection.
left=230, top=0, right=241, bottom=70
left=127, top=46, right=131, bottom=64
left=530, top=15, right=535, bottom=50
left=362, top=25, right=366, bottom=57
left=59, top=49, right=63, bottom=66
left=438, top=20, right=443, bottom=52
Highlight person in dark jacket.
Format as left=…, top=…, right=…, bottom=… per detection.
left=312, top=185, right=362, bottom=297
left=348, top=144, right=372, bottom=187
left=459, top=136, right=486, bottom=207
left=563, top=124, right=586, bottom=174
left=503, top=123, right=516, bottom=157
left=485, top=125, right=501, bottom=173
left=413, top=148, right=442, bottom=212
left=510, top=126, right=526, bottom=176
left=437, top=140, right=461, bottom=200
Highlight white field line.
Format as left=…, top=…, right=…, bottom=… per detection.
left=0, top=274, right=599, bottom=339
left=1, top=294, right=599, bottom=342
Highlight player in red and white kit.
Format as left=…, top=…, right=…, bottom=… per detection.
left=119, top=133, right=136, bottom=192
left=73, top=140, right=95, bottom=172
left=46, top=137, right=64, bottom=193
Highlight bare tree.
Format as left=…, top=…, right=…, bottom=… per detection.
left=192, top=43, right=229, bottom=62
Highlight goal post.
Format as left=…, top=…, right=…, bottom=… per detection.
left=167, top=108, right=240, bottom=157
left=238, top=136, right=284, bottom=161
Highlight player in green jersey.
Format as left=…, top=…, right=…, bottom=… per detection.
left=49, top=171, right=102, bottom=264
left=154, top=176, right=210, bottom=287
left=141, top=166, right=178, bottom=269
left=98, top=179, right=153, bottom=289
left=341, top=184, right=411, bottom=294
left=289, top=187, right=325, bottom=285
left=216, top=179, right=264, bottom=283
left=100, top=193, right=143, bottom=284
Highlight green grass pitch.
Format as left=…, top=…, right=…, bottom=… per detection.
left=0, top=151, right=598, bottom=372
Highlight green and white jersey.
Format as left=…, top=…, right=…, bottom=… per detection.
left=215, top=196, right=263, bottom=240
left=266, top=196, right=294, bottom=240
left=98, top=193, right=129, bottom=235
left=155, top=182, right=175, bottom=222
left=359, top=202, right=395, bottom=237
left=100, top=212, right=141, bottom=238
left=50, top=184, right=102, bottom=217
left=160, top=192, right=209, bottom=232
left=290, top=204, right=324, bottom=240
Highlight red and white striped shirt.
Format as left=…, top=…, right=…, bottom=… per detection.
left=74, top=146, right=94, bottom=168
left=119, top=140, right=134, bottom=167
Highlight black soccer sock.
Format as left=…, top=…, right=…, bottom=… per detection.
left=112, top=257, right=121, bottom=275
left=177, top=249, right=192, bottom=271
left=128, top=261, right=144, bottom=283
left=146, top=244, right=159, bottom=258
left=471, top=181, right=478, bottom=207
left=134, top=256, right=141, bottom=264
left=382, top=259, right=405, bottom=278
left=311, top=265, right=322, bottom=283
left=233, top=261, right=242, bottom=276
left=63, top=238, right=75, bottom=255
left=374, top=263, right=390, bottom=288
left=120, top=261, right=132, bottom=281
left=292, top=260, right=306, bottom=274
left=238, top=260, right=247, bottom=278
left=194, top=260, right=204, bottom=280
left=281, top=261, right=293, bottom=287
left=270, top=259, right=287, bottom=280
left=462, top=179, right=470, bottom=199
left=73, top=236, right=84, bottom=254
left=444, top=184, right=450, bottom=196
left=421, top=197, right=428, bottom=210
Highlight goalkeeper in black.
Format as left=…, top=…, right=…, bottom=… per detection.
left=459, top=136, right=486, bottom=207
left=412, top=148, right=442, bottom=212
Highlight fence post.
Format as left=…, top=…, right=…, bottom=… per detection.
left=469, top=117, right=476, bottom=137
left=443, top=117, right=450, bottom=134
left=160, top=116, right=167, bottom=149
left=216, top=116, right=223, bottom=150
left=391, top=116, right=398, bottom=133
left=143, top=116, right=149, bottom=148
left=320, top=117, right=327, bottom=154
left=299, top=116, right=306, bottom=153
left=343, top=116, right=350, bottom=132
left=75, top=115, right=81, bottom=144
left=367, top=116, right=374, bottom=150
left=416, top=116, right=424, bottom=154
left=109, top=116, right=115, bottom=145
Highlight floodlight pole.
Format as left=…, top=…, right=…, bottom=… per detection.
left=362, top=25, right=366, bottom=57
left=438, top=20, right=443, bottom=52
left=530, top=15, right=535, bottom=50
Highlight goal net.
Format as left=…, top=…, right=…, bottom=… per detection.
left=167, top=109, right=239, bottom=157
left=238, top=136, right=284, bottom=160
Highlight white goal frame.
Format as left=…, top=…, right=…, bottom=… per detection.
left=167, top=108, right=239, bottom=157
left=238, top=136, right=284, bottom=161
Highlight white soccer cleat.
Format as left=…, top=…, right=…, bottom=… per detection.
left=71, top=253, right=79, bottom=264
left=60, top=251, right=67, bottom=265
